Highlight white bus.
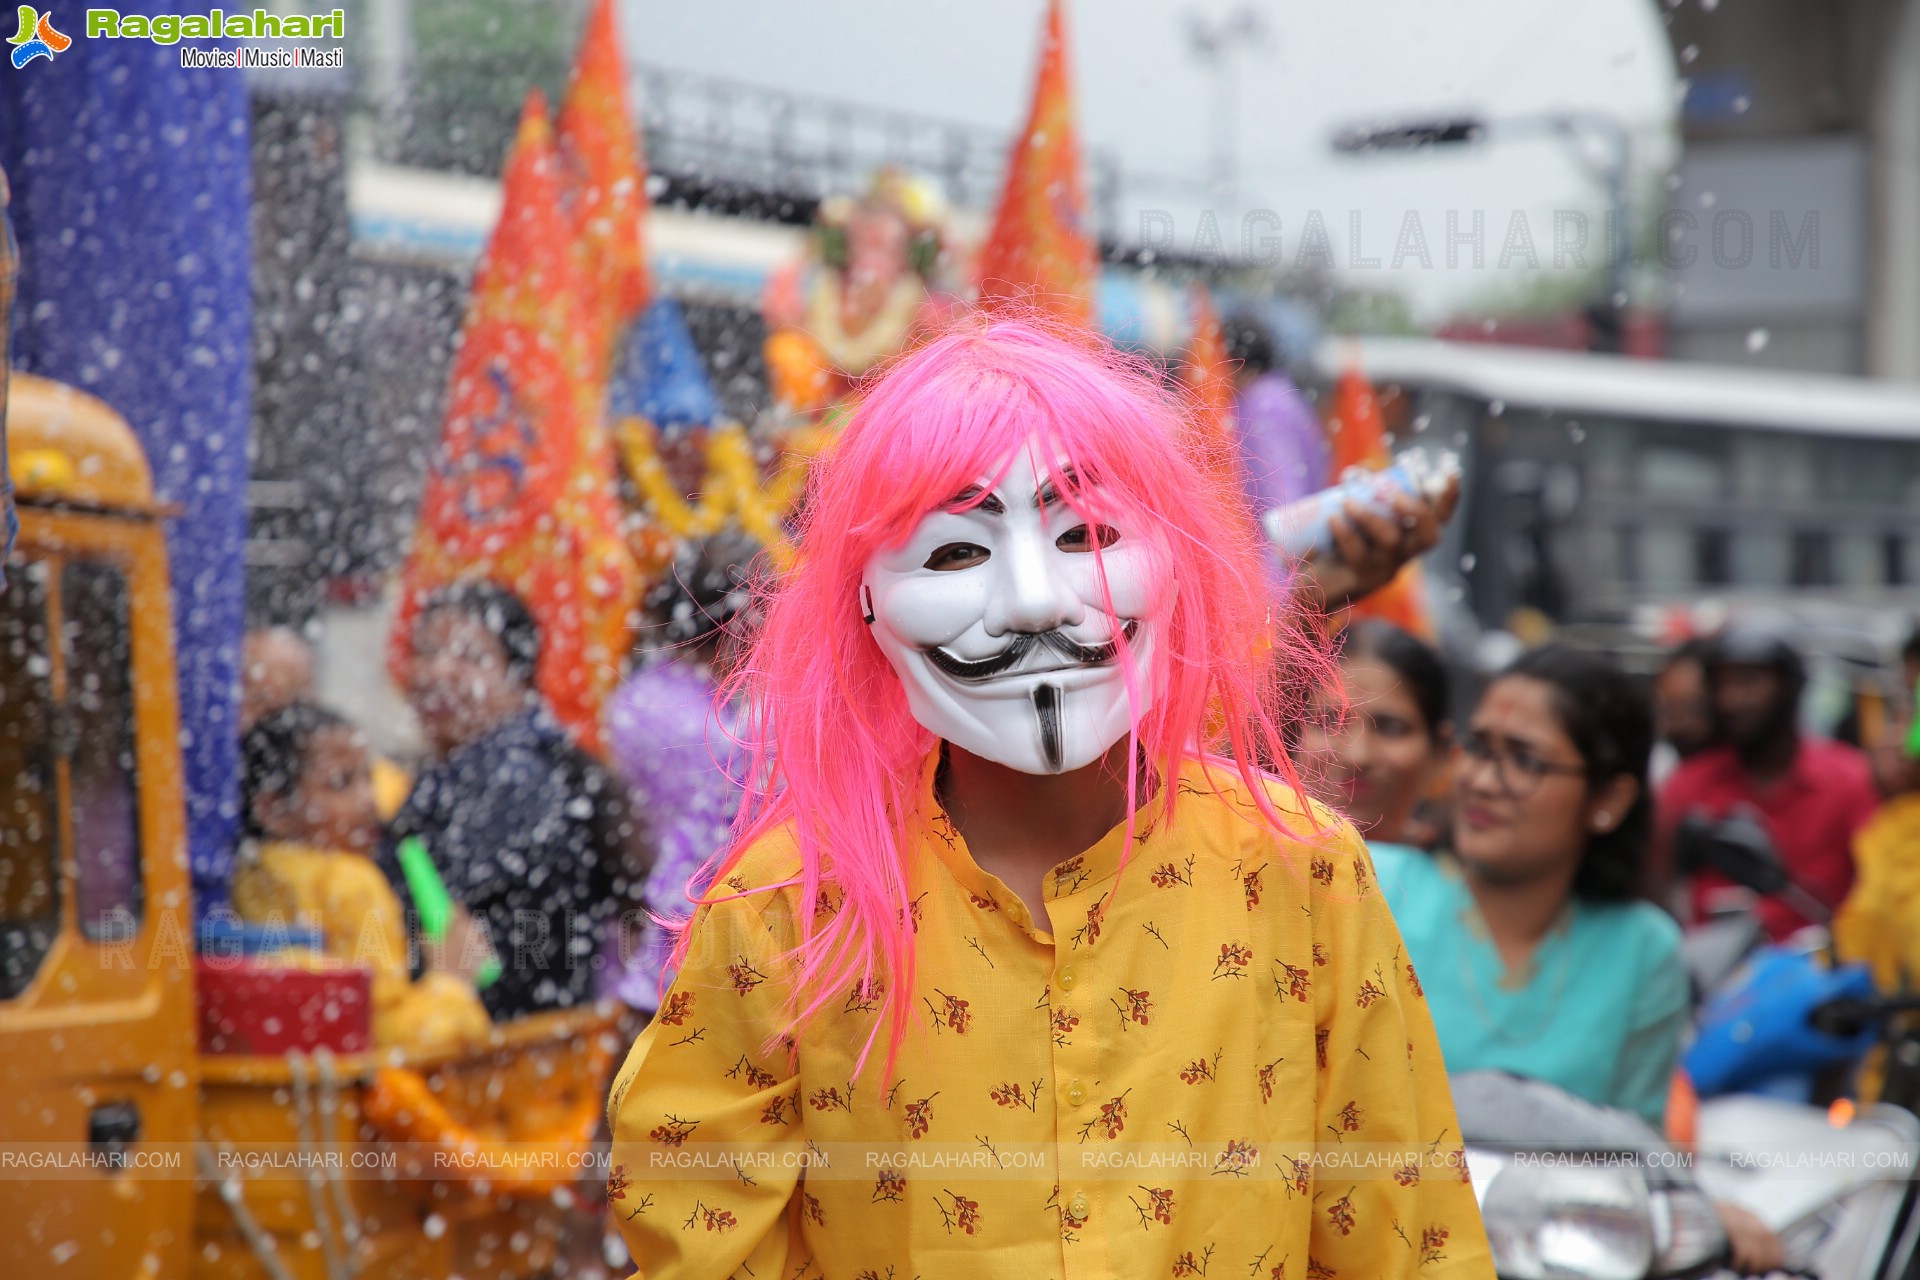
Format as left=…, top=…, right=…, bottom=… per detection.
left=1319, top=338, right=1920, bottom=641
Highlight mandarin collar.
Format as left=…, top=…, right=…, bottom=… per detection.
left=914, top=748, right=1175, bottom=908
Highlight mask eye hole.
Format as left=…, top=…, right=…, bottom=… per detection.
left=1055, top=524, right=1119, bottom=553
left=925, top=543, right=990, bottom=571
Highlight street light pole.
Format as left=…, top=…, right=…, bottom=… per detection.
left=1186, top=7, right=1268, bottom=207
left=1520, top=112, right=1633, bottom=349
left=1332, top=111, right=1634, bottom=350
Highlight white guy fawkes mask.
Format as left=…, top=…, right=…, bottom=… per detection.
left=861, top=443, right=1172, bottom=775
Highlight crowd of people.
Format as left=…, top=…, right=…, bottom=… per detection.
left=234, top=584, right=661, bottom=1046
left=1293, top=617, right=1920, bottom=1123
left=227, top=314, right=1920, bottom=1276
left=1289, top=613, right=1920, bottom=1274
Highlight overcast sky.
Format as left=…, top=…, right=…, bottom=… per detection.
left=622, top=0, right=1681, bottom=319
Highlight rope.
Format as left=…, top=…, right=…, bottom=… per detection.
left=288, top=1053, right=349, bottom=1280
left=314, top=1050, right=363, bottom=1274
left=197, top=1144, right=298, bottom=1280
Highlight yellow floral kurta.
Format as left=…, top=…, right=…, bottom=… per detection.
left=608, top=758, right=1492, bottom=1278
left=1835, top=793, right=1920, bottom=992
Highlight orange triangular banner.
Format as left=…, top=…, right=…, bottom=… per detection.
left=390, top=92, right=638, bottom=750
left=558, top=0, right=653, bottom=369
left=977, top=0, right=1097, bottom=326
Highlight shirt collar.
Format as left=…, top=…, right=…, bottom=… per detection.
left=914, top=747, right=1176, bottom=910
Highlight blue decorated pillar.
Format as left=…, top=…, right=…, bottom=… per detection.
left=0, top=3, right=253, bottom=912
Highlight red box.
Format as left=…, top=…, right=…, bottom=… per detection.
left=195, top=958, right=373, bottom=1056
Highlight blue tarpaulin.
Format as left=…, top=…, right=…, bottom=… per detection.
left=0, top=3, right=252, bottom=913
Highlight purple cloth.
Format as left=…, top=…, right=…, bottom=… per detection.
left=1235, top=373, right=1330, bottom=515
left=603, top=659, right=746, bottom=1011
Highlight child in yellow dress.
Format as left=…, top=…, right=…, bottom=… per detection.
left=236, top=702, right=490, bottom=1054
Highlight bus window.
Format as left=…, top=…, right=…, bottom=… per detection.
left=1639, top=525, right=1693, bottom=592
left=1790, top=531, right=1834, bottom=588
left=1639, top=443, right=1723, bottom=501
left=1694, top=528, right=1733, bottom=587
left=0, top=558, right=60, bottom=998
left=1836, top=534, right=1881, bottom=588
left=1733, top=529, right=1793, bottom=588
left=1733, top=436, right=1814, bottom=504
left=63, top=561, right=142, bottom=942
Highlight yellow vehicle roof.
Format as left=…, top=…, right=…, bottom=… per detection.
left=5, top=373, right=159, bottom=512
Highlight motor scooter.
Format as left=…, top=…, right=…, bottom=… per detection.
left=1676, top=815, right=1920, bottom=1279
left=1453, top=1071, right=1733, bottom=1280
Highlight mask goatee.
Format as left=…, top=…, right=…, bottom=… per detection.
left=1033, top=683, right=1063, bottom=773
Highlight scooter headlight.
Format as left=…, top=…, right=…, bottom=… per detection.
left=1647, top=1180, right=1728, bottom=1278
left=1467, top=1148, right=1653, bottom=1280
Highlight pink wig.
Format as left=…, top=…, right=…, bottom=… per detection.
left=687, top=314, right=1337, bottom=1074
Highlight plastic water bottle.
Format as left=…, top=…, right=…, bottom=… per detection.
left=1261, top=449, right=1460, bottom=561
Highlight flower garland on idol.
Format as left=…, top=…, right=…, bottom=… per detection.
left=614, top=416, right=836, bottom=570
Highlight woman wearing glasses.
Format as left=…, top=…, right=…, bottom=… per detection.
left=1372, top=644, right=1688, bottom=1127
left=1306, top=640, right=1788, bottom=1273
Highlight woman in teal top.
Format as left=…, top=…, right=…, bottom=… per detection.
left=1369, top=841, right=1685, bottom=1129
left=1304, top=631, right=1784, bottom=1273
left=1302, top=631, right=1686, bottom=1128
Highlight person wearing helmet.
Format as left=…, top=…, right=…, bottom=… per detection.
left=1652, top=623, right=1879, bottom=939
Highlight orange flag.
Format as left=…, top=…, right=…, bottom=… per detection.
left=557, top=0, right=653, bottom=369
left=1182, top=284, right=1237, bottom=451
left=977, top=0, right=1097, bottom=326
left=1323, top=362, right=1433, bottom=638
left=1325, top=364, right=1392, bottom=476
left=390, top=92, right=638, bottom=751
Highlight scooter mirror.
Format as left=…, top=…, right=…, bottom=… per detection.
left=1674, top=811, right=1789, bottom=895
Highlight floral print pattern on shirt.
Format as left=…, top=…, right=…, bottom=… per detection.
left=608, top=755, right=1493, bottom=1278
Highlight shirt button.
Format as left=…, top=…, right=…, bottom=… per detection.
left=1069, top=1192, right=1091, bottom=1220
left=1057, top=966, right=1077, bottom=991
left=1066, top=1081, right=1087, bottom=1106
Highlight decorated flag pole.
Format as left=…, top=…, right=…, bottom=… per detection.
left=389, top=92, right=637, bottom=753
left=557, top=0, right=653, bottom=377
left=977, top=0, right=1097, bottom=326
left=1181, top=283, right=1243, bottom=477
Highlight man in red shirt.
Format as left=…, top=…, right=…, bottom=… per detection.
left=1654, top=625, right=1879, bottom=939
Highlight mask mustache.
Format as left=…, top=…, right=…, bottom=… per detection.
left=925, top=620, right=1139, bottom=681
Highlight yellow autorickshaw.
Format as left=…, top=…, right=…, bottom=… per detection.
left=1, top=373, right=617, bottom=1280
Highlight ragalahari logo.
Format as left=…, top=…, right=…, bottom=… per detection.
left=9, top=6, right=70, bottom=67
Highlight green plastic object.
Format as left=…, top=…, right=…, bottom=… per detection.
left=1906, top=684, right=1920, bottom=760
left=395, top=836, right=501, bottom=989
left=396, top=837, right=452, bottom=940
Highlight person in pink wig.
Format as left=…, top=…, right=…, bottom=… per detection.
left=607, top=316, right=1491, bottom=1278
